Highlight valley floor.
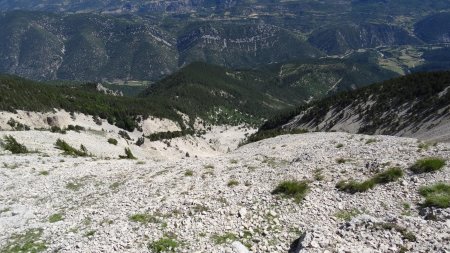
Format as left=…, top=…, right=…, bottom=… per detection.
left=0, top=132, right=449, bottom=252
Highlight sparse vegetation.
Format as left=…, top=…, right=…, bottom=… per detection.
left=272, top=180, right=309, bottom=203
left=227, top=180, right=239, bottom=187
left=1, top=135, right=28, bottom=154
left=55, top=139, right=88, bottom=157
left=184, top=170, right=194, bottom=176
left=66, top=182, right=83, bottom=191
left=419, top=183, right=450, bottom=208
left=48, top=213, right=64, bottom=223
left=336, top=158, right=347, bottom=164
left=314, top=168, right=325, bottom=181
left=375, top=223, right=416, bottom=242
left=119, top=148, right=136, bottom=159
left=0, top=228, right=46, bottom=253
left=335, top=209, right=362, bottom=221
left=409, top=158, right=446, bottom=174
left=212, top=232, right=238, bottom=244
left=148, top=235, right=179, bottom=253
left=336, top=143, right=344, bottom=148
left=39, top=170, right=50, bottom=176
left=336, top=167, right=403, bottom=193
left=129, top=213, right=160, bottom=224
left=365, top=138, right=377, bottom=144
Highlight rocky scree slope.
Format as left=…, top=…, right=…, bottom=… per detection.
left=0, top=132, right=449, bottom=252
left=253, top=71, right=450, bottom=143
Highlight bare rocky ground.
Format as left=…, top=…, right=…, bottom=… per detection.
left=0, top=131, right=449, bottom=253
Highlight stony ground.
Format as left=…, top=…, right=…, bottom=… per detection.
left=0, top=132, right=449, bottom=253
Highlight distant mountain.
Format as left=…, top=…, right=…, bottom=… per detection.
left=177, top=22, right=321, bottom=68
left=249, top=71, right=450, bottom=142
left=0, top=11, right=323, bottom=82
left=415, top=12, right=450, bottom=44
left=0, top=11, right=177, bottom=81
left=308, top=23, right=420, bottom=55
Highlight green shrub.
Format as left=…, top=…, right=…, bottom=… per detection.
left=409, top=158, right=446, bottom=174
left=212, top=232, right=237, bottom=244
left=419, top=183, right=450, bottom=208
left=0, top=228, right=46, bottom=253
left=336, top=179, right=375, bottom=193
left=337, top=168, right=404, bottom=194
left=55, top=139, right=88, bottom=157
left=336, top=158, right=347, bottom=164
left=185, top=170, right=194, bottom=176
left=107, top=138, right=118, bottom=145
left=129, top=213, right=160, bottom=224
left=227, top=180, right=239, bottom=187
left=119, top=148, right=136, bottom=159
left=372, top=167, right=404, bottom=184
left=272, top=180, right=309, bottom=203
left=335, top=209, right=362, bottom=221
left=48, top=213, right=64, bottom=223
left=148, top=236, right=179, bottom=253
left=1, top=135, right=28, bottom=154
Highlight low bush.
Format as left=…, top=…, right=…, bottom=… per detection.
left=372, top=167, right=404, bottom=184
left=107, top=138, right=118, bottom=145
left=409, top=158, right=446, bottom=174
left=148, top=235, right=179, bottom=253
left=55, top=139, right=88, bottom=157
left=1, top=135, right=28, bottom=154
left=337, top=167, right=403, bottom=194
left=419, top=183, right=450, bottom=208
left=272, top=180, right=309, bottom=203
left=119, top=148, right=136, bottom=159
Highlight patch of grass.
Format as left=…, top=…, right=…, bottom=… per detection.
left=184, top=170, right=194, bottom=176
left=336, top=179, right=375, bottom=194
left=336, top=143, right=344, bottom=148
left=372, top=167, right=404, bottom=184
left=107, top=138, right=118, bottom=145
left=66, top=182, right=83, bottom=191
left=229, top=159, right=238, bottom=164
left=365, top=138, right=377, bottom=144
left=409, top=157, right=446, bottom=174
left=336, top=158, right=347, bottom=164
left=334, top=209, right=362, bottom=221
left=119, top=148, right=136, bottom=159
left=129, top=213, right=160, bottom=224
left=272, top=180, right=309, bottom=203
left=204, top=164, right=214, bottom=169
left=109, top=181, right=123, bottom=190
left=55, top=139, right=88, bottom=157
left=419, top=183, right=450, bottom=208
left=227, top=179, right=239, bottom=187
left=1, top=135, right=28, bottom=154
left=212, top=232, right=237, bottom=244
left=148, top=235, right=179, bottom=253
left=375, top=223, right=416, bottom=242
left=48, top=213, right=64, bottom=223
left=84, top=230, right=96, bottom=237
left=0, top=228, right=46, bottom=253
left=314, top=169, right=324, bottom=181
left=336, top=168, right=403, bottom=194
left=136, top=161, right=146, bottom=165
left=39, top=171, right=49, bottom=176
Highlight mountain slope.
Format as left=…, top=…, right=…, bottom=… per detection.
left=177, top=22, right=322, bottom=68
left=141, top=62, right=295, bottom=126
left=0, top=11, right=177, bottom=81
left=251, top=71, right=450, bottom=142
left=308, top=23, right=421, bottom=55
left=415, top=12, right=450, bottom=43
